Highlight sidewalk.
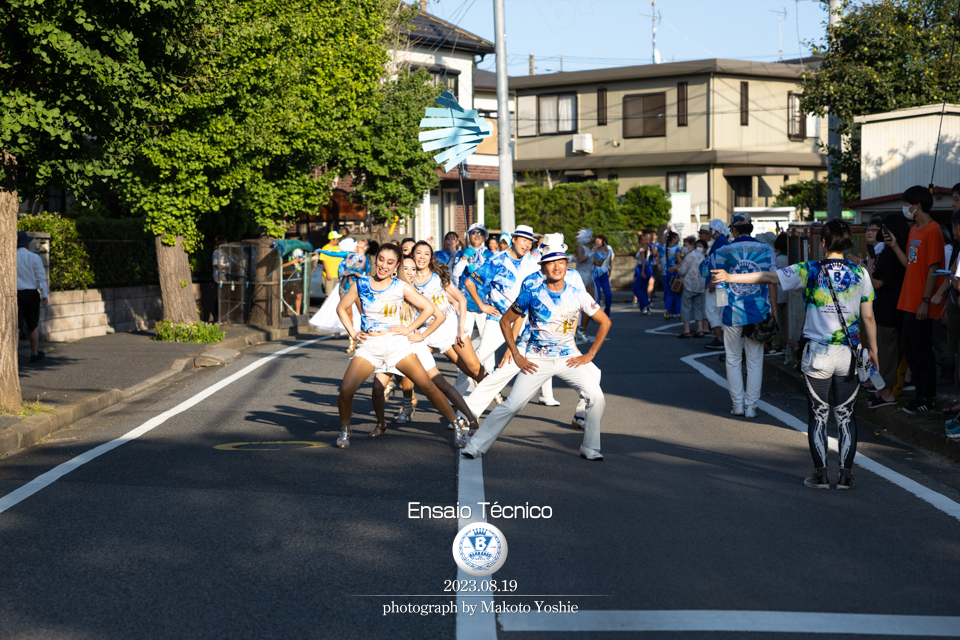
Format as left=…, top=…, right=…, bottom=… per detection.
left=2, top=324, right=326, bottom=457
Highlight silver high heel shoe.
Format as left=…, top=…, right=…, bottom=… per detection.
left=454, top=417, right=468, bottom=449
left=336, top=426, right=352, bottom=449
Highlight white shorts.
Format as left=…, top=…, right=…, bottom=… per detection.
left=426, top=308, right=459, bottom=352
left=375, top=341, right=436, bottom=376
left=353, top=334, right=414, bottom=370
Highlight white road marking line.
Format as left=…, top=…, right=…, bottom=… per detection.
left=682, top=352, right=960, bottom=523
left=500, top=610, right=960, bottom=635
left=645, top=322, right=684, bottom=335
left=456, top=455, right=497, bottom=640
left=0, top=338, right=327, bottom=515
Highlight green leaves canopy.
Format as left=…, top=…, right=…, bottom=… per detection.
left=119, top=0, right=396, bottom=251
left=801, top=0, right=960, bottom=198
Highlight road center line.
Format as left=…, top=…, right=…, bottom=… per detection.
left=0, top=338, right=326, bottom=515
left=682, top=352, right=960, bottom=523
left=500, top=610, right=960, bottom=635
left=645, top=322, right=684, bottom=335
left=456, top=455, right=497, bottom=640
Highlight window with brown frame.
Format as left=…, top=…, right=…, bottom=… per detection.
left=740, top=82, right=749, bottom=126
left=538, top=93, right=578, bottom=135
left=677, top=82, right=688, bottom=127
left=597, top=88, right=607, bottom=126
left=623, top=93, right=667, bottom=138
left=787, top=91, right=806, bottom=140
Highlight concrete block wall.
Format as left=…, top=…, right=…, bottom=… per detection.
left=36, top=284, right=206, bottom=342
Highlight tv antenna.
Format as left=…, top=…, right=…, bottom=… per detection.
left=639, top=0, right=662, bottom=64
left=771, top=7, right=787, bottom=61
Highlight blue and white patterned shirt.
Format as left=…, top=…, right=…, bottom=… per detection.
left=512, top=270, right=599, bottom=358
left=435, top=250, right=455, bottom=270
left=356, top=276, right=405, bottom=333
left=701, top=235, right=775, bottom=327
left=474, top=250, right=540, bottom=319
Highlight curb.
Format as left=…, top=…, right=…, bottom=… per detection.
left=762, top=357, right=960, bottom=463
left=0, top=325, right=326, bottom=458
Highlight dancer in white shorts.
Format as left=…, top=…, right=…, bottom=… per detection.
left=368, top=255, right=477, bottom=446
left=461, top=238, right=612, bottom=461
left=335, top=243, right=466, bottom=449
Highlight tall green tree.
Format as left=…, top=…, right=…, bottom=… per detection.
left=0, top=0, right=200, bottom=407
left=345, top=67, right=442, bottom=230
left=119, top=0, right=397, bottom=323
left=801, top=0, right=960, bottom=198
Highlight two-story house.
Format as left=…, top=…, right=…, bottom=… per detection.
left=510, top=58, right=827, bottom=226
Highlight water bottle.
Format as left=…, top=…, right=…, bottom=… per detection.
left=868, top=363, right=886, bottom=390
left=716, top=281, right=729, bottom=307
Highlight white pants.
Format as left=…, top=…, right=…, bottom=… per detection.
left=801, top=342, right=853, bottom=379
left=455, top=317, right=557, bottom=402
left=704, top=288, right=722, bottom=329
left=455, top=317, right=505, bottom=395
left=469, top=357, right=604, bottom=454
left=723, top=325, right=764, bottom=409
left=463, top=357, right=597, bottom=420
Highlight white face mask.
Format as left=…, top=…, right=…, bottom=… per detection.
left=903, top=204, right=915, bottom=220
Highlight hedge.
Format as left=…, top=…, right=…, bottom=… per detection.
left=483, top=182, right=672, bottom=253
left=17, top=214, right=159, bottom=291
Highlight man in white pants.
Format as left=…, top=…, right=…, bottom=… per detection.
left=461, top=239, right=612, bottom=461
left=456, top=225, right=540, bottom=395
left=702, top=212, right=776, bottom=418
left=461, top=234, right=596, bottom=427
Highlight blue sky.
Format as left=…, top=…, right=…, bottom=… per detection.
left=428, top=0, right=839, bottom=75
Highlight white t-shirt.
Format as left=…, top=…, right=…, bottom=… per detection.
left=511, top=270, right=600, bottom=358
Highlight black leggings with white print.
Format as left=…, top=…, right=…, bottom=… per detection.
left=803, top=373, right=859, bottom=470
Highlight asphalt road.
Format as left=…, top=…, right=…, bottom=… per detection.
left=1, top=302, right=960, bottom=639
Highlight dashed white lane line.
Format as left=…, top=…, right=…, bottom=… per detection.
left=500, top=610, right=960, bottom=635
left=682, top=352, right=960, bottom=523
left=0, top=338, right=327, bottom=515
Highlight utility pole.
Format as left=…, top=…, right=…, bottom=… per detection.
left=495, top=0, right=515, bottom=232
left=528, top=54, right=534, bottom=76
left=826, top=0, right=842, bottom=220
left=559, top=55, right=563, bottom=72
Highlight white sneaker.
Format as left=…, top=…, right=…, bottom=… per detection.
left=571, top=415, right=585, bottom=429
left=579, top=445, right=603, bottom=461
left=539, top=396, right=561, bottom=407
left=745, top=405, right=757, bottom=419
left=731, top=405, right=744, bottom=417
left=575, top=330, right=588, bottom=344
left=461, top=442, right=480, bottom=459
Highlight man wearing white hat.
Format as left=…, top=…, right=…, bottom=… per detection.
left=460, top=233, right=599, bottom=427
left=462, top=234, right=611, bottom=461
left=456, top=224, right=541, bottom=395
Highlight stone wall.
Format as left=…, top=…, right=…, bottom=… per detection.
left=36, top=284, right=207, bottom=342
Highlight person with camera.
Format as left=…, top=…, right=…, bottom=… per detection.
left=712, top=219, right=878, bottom=490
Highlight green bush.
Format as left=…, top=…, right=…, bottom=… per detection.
left=483, top=182, right=672, bottom=253
left=153, top=320, right=225, bottom=343
left=17, top=214, right=158, bottom=291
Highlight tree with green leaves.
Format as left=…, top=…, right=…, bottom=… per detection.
left=1, top=0, right=200, bottom=408
left=119, top=0, right=398, bottom=323
left=801, top=0, right=960, bottom=199
left=345, top=67, right=442, bottom=232
left=620, top=184, right=672, bottom=231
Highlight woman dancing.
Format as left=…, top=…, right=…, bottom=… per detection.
left=335, top=243, right=467, bottom=449
left=368, top=254, right=479, bottom=445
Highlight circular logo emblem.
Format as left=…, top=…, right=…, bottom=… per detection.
left=817, top=265, right=853, bottom=294
left=728, top=259, right=762, bottom=297
left=452, top=523, right=508, bottom=577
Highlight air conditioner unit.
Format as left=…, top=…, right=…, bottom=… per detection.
left=572, top=133, right=593, bottom=154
